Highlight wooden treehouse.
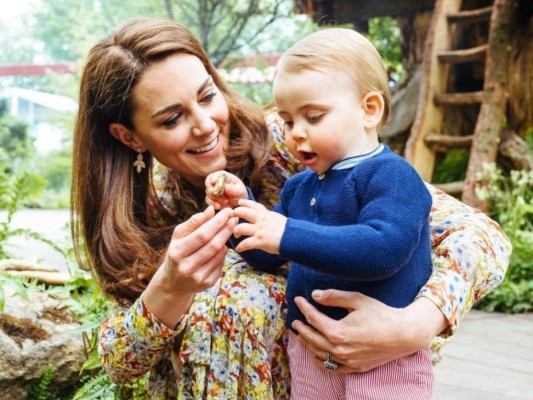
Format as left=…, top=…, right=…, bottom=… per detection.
left=297, top=0, right=532, bottom=211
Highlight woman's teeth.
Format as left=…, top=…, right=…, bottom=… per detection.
left=189, top=136, right=218, bottom=154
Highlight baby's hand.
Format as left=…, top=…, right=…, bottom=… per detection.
left=233, top=199, right=286, bottom=254
left=205, top=171, right=248, bottom=209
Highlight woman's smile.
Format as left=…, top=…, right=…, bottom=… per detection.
left=187, top=135, right=220, bottom=155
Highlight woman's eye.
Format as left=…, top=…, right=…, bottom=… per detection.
left=163, top=113, right=182, bottom=127
left=201, top=91, right=217, bottom=103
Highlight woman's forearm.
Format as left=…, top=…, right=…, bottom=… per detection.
left=142, top=270, right=195, bottom=329
left=402, top=296, right=449, bottom=347
left=424, top=185, right=512, bottom=334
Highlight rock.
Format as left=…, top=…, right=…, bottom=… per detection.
left=0, top=286, right=86, bottom=399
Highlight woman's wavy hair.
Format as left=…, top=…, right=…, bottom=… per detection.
left=71, top=18, right=271, bottom=301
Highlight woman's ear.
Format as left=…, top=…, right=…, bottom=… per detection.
left=109, top=123, right=145, bottom=152
left=361, top=91, right=385, bottom=131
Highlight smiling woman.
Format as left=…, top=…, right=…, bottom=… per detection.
left=71, top=18, right=292, bottom=399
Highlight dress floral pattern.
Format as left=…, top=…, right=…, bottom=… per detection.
left=98, top=112, right=511, bottom=398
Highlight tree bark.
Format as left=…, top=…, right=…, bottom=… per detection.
left=462, top=0, right=520, bottom=209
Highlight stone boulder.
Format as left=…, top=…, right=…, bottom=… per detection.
left=0, top=286, right=86, bottom=399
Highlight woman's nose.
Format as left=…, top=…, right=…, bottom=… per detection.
left=191, top=108, right=216, bottom=136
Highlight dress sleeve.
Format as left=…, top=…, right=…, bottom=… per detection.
left=417, top=185, right=511, bottom=345
left=98, top=297, right=188, bottom=384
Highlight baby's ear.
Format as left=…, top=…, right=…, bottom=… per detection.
left=361, top=91, right=385, bottom=131
left=109, top=123, right=145, bottom=152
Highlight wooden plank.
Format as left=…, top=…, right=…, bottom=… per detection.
left=447, top=6, right=493, bottom=23
left=405, top=0, right=463, bottom=181
left=435, top=311, right=533, bottom=400
left=433, top=180, right=464, bottom=195
left=434, top=91, right=484, bottom=105
left=438, top=44, right=488, bottom=63
left=300, top=0, right=436, bottom=23
left=425, top=133, right=473, bottom=150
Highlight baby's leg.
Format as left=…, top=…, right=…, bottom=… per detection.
left=345, top=347, right=434, bottom=400
left=288, top=331, right=345, bottom=400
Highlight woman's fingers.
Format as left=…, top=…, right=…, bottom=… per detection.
left=172, top=207, right=233, bottom=255
left=311, top=289, right=362, bottom=312
left=173, top=205, right=215, bottom=238
left=292, top=319, right=330, bottom=355
left=165, top=208, right=237, bottom=287
left=178, top=214, right=237, bottom=270
left=293, top=295, right=344, bottom=339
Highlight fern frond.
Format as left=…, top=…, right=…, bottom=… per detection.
left=27, top=364, right=54, bottom=400
left=72, top=370, right=117, bottom=400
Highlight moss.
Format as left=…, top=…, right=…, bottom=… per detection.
left=432, top=148, right=470, bottom=183
left=0, top=314, right=50, bottom=346
left=41, top=306, right=75, bottom=324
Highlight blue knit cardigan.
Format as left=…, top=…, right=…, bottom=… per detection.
left=232, top=145, right=433, bottom=330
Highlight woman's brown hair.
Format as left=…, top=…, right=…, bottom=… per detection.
left=71, top=18, right=271, bottom=301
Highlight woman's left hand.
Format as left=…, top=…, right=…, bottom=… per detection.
left=292, top=290, right=447, bottom=373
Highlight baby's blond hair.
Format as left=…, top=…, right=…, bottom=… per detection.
left=277, top=28, right=391, bottom=129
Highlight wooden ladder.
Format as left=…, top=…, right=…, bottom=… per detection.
left=405, top=0, right=518, bottom=210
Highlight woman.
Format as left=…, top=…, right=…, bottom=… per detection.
left=71, top=18, right=511, bottom=399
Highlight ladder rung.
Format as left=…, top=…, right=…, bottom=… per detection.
left=438, top=44, right=488, bottom=64
left=434, top=181, right=465, bottom=196
left=447, top=6, right=493, bottom=24
left=425, top=134, right=473, bottom=149
left=434, top=91, right=485, bottom=105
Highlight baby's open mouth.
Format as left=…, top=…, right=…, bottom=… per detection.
left=300, top=151, right=317, bottom=160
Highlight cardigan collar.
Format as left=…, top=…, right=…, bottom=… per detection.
left=331, top=143, right=385, bottom=171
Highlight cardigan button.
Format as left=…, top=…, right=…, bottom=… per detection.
left=318, top=173, right=325, bottom=180
left=310, top=198, right=316, bottom=206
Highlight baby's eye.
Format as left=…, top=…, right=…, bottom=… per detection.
left=163, top=112, right=182, bottom=127
left=283, top=120, right=294, bottom=130
left=307, top=113, right=324, bottom=123
left=281, top=121, right=293, bottom=137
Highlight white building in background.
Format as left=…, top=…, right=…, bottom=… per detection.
left=0, top=87, right=78, bottom=154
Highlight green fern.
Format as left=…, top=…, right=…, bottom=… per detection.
left=0, top=169, right=46, bottom=259
left=72, top=370, right=117, bottom=400
left=27, top=364, right=54, bottom=400
left=0, top=270, right=33, bottom=312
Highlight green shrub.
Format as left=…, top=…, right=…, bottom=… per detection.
left=475, top=163, right=533, bottom=312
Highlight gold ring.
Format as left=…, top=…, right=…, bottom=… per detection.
left=323, top=352, right=338, bottom=371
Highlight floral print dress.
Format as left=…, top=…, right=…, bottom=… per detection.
left=98, top=112, right=512, bottom=399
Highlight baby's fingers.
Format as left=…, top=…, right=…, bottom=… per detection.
left=233, top=222, right=255, bottom=238
left=233, top=206, right=258, bottom=223
left=235, top=236, right=257, bottom=253
left=205, top=196, right=223, bottom=210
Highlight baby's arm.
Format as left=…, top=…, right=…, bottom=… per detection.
left=205, top=171, right=248, bottom=209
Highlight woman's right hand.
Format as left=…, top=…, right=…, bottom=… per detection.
left=142, top=205, right=238, bottom=328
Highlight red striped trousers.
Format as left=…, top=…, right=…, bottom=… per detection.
left=288, top=331, right=435, bottom=399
